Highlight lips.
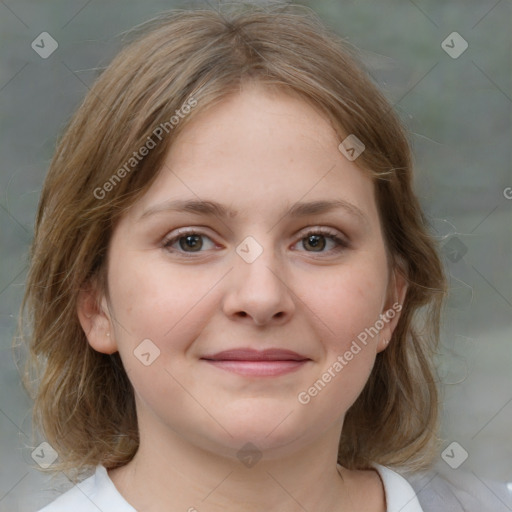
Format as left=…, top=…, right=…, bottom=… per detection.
left=202, top=348, right=309, bottom=362
left=201, top=348, right=310, bottom=377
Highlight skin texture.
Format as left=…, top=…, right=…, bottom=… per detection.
left=78, top=81, right=407, bottom=511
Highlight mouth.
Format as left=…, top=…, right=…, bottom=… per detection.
left=200, top=348, right=311, bottom=377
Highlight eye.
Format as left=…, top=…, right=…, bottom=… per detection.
left=162, top=229, right=217, bottom=256
left=293, top=228, right=349, bottom=254
left=162, top=227, right=349, bottom=258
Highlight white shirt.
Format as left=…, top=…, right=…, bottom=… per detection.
left=37, top=463, right=424, bottom=512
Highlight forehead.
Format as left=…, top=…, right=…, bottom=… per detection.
left=125, top=82, right=378, bottom=227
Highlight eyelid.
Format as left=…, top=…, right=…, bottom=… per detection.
left=297, top=225, right=348, bottom=241
left=161, top=227, right=217, bottom=250
left=295, top=226, right=350, bottom=253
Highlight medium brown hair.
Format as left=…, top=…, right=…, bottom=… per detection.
left=16, top=2, right=446, bottom=482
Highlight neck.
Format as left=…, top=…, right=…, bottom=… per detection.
left=108, top=422, right=352, bottom=512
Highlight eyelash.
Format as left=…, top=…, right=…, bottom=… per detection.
left=162, top=227, right=349, bottom=258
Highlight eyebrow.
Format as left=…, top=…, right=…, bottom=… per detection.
left=138, top=198, right=368, bottom=225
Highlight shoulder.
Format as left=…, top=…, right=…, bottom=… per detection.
left=371, top=463, right=425, bottom=512
left=405, top=461, right=511, bottom=512
left=36, top=465, right=136, bottom=512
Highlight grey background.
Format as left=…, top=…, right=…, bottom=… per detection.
left=1, top=0, right=511, bottom=510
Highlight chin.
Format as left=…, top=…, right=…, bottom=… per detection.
left=207, top=405, right=311, bottom=452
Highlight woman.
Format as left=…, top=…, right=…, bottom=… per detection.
left=19, top=4, right=447, bottom=511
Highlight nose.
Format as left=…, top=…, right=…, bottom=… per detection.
left=221, top=239, right=296, bottom=326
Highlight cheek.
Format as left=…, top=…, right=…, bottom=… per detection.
left=107, top=253, right=217, bottom=343
left=109, top=257, right=194, bottom=332
left=106, top=256, right=216, bottom=418
left=305, top=255, right=389, bottom=348
left=295, top=256, right=388, bottom=410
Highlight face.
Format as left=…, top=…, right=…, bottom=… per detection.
left=79, top=82, right=406, bottom=461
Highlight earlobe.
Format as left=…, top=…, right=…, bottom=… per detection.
left=77, top=283, right=118, bottom=355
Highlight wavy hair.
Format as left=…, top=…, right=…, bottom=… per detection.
left=16, top=2, right=446, bottom=482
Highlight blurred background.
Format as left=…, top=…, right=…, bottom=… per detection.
left=0, top=0, right=510, bottom=510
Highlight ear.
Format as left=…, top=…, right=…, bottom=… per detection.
left=77, top=280, right=118, bottom=355
left=376, top=265, right=409, bottom=353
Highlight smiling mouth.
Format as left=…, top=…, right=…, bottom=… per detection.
left=200, top=348, right=310, bottom=377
